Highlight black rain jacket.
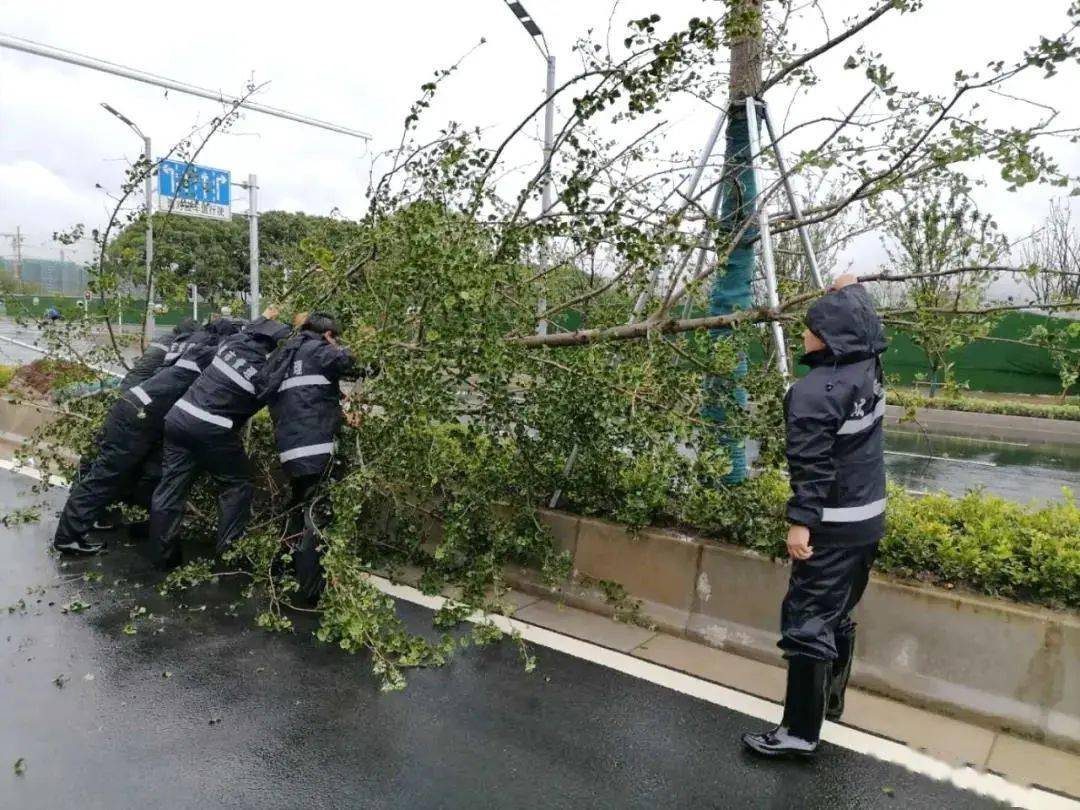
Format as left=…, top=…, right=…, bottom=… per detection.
left=123, top=319, right=241, bottom=423
left=259, top=330, right=358, bottom=477
left=785, top=283, right=888, bottom=545
left=168, top=317, right=291, bottom=435
left=119, top=320, right=198, bottom=391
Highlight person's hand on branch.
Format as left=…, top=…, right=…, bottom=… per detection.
left=786, top=524, right=813, bottom=561
left=262, top=304, right=281, bottom=320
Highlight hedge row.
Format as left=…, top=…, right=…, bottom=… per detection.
left=888, top=390, right=1080, bottom=422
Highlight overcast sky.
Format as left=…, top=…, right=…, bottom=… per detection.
left=2, top=0, right=1079, bottom=273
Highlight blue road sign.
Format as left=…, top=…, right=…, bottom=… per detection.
left=157, top=159, right=232, bottom=221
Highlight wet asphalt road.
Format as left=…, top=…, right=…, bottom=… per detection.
left=0, top=470, right=1004, bottom=810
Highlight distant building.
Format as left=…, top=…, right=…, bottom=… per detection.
left=0, top=257, right=89, bottom=295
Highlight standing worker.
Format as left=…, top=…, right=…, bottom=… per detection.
left=742, top=275, right=887, bottom=758
left=53, top=318, right=240, bottom=555
left=260, top=312, right=359, bottom=599
left=149, top=308, right=291, bottom=570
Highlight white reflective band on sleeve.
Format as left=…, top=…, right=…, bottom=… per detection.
left=175, top=359, right=201, bottom=373
left=278, top=374, right=331, bottom=392
left=164, top=352, right=180, bottom=362
left=129, top=385, right=151, bottom=405
left=173, top=398, right=234, bottom=429
left=821, top=498, right=887, bottom=523
left=150, top=342, right=169, bottom=352
left=279, top=442, right=335, bottom=463
left=837, top=397, right=887, bottom=436
left=212, top=356, right=255, bottom=394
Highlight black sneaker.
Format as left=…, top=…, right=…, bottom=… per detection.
left=91, top=519, right=117, bottom=531
left=53, top=535, right=107, bottom=556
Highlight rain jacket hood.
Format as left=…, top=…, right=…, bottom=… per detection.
left=803, top=284, right=887, bottom=366
left=244, top=318, right=292, bottom=345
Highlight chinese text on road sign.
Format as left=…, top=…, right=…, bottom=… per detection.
left=157, top=159, right=232, bottom=221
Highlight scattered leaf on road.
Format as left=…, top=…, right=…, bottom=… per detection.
left=14, top=758, right=26, bottom=776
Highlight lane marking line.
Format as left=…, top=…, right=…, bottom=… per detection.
left=884, top=450, right=998, bottom=467
left=1, top=461, right=1074, bottom=809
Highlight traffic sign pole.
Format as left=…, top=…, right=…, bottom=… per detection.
left=248, top=174, right=259, bottom=320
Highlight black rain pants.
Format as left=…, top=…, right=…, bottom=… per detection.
left=54, top=399, right=160, bottom=545
left=779, top=541, right=878, bottom=661
left=149, top=416, right=253, bottom=568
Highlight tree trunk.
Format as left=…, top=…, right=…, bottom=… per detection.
left=704, top=0, right=763, bottom=485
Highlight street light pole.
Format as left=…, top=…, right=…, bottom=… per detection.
left=102, top=103, right=155, bottom=346
left=504, top=0, right=554, bottom=336
left=143, top=133, right=155, bottom=345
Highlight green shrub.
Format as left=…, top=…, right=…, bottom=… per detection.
left=878, top=486, right=1080, bottom=609
left=0, top=365, right=14, bottom=389
left=679, top=474, right=1080, bottom=611
left=889, top=390, right=1080, bottom=421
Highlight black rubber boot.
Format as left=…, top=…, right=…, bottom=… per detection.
left=827, top=629, right=856, bottom=721
left=149, top=509, right=185, bottom=572
left=742, top=657, right=830, bottom=758
left=126, top=521, right=150, bottom=543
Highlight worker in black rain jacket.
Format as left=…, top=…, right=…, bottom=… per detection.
left=149, top=308, right=291, bottom=570
left=118, top=318, right=199, bottom=391
left=743, top=275, right=888, bottom=758
left=77, top=318, right=202, bottom=533
left=79, top=318, right=199, bottom=485
left=259, top=312, right=360, bottom=599
left=53, top=317, right=240, bottom=556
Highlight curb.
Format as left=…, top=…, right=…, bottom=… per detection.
left=885, top=404, right=1080, bottom=447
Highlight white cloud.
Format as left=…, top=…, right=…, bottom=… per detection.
left=1, top=0, right=1079, bottom=271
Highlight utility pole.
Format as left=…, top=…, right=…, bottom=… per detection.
left=704, top=0, right=764, bottom=485
left=1, top=227, right=24, bottom=279
left=235, top=175, right=260, bottom=319
left=249, top=174, right=259, bottom=319
left=14, top=226, right=22, bottom=279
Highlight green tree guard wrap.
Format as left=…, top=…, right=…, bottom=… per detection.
left=704, top=102, right=755, bottom=484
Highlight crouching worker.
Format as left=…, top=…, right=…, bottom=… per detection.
left=149, top=308, right=291, bottom=570
left=742, top=275, right=887, bottom=758
left=260, top=312, right=359, bottom=601
left=53, top=318, right=240, bottom=555
left=119, top=318, right=199, bottom=391
left=75, top=318, right=201, bottom=533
